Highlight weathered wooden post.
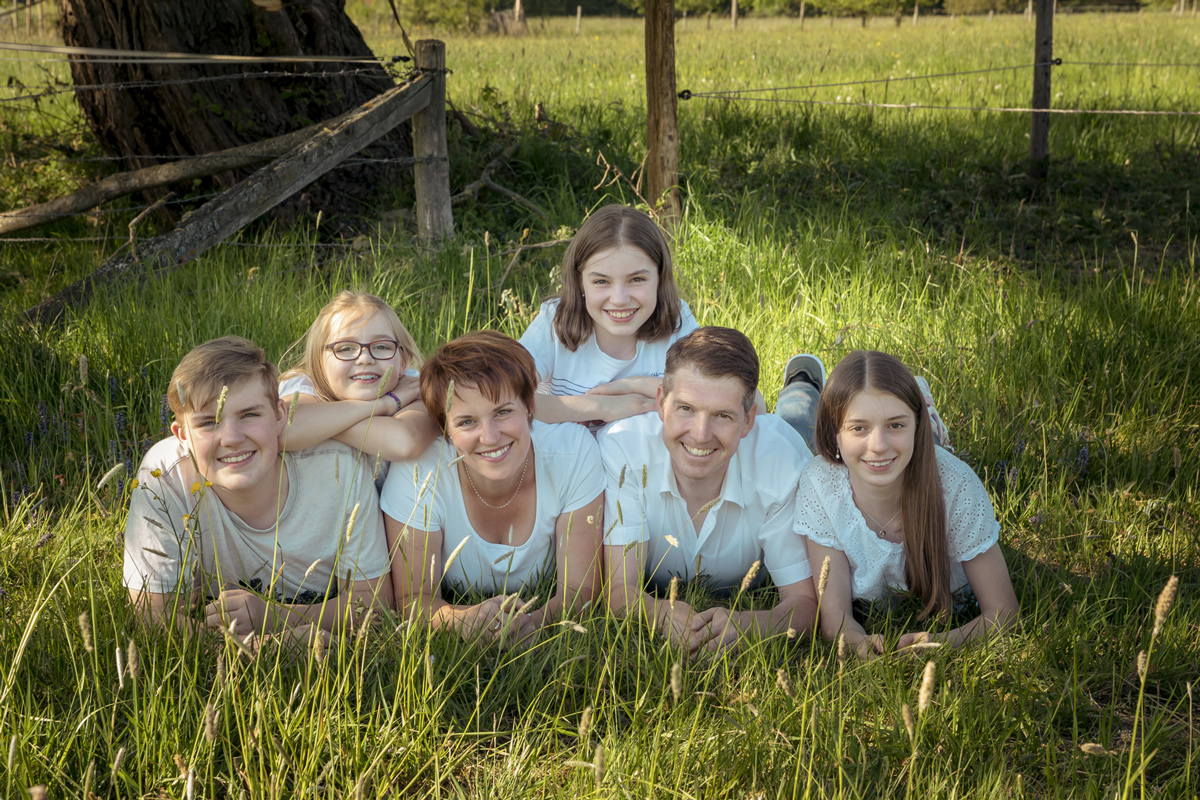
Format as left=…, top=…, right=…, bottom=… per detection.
left=413, top=40, right=454, bottom=240
left=645, top=0, right=681, bottom=228
left=800, top=1, right=806, bottom=29
left=732, top=0, right=738, bottom=29
left=706, top=10, right=711, bottom=29
left=913, top=1, right=919, bottom=26
left=1030, top=0, right=1053, bottom=180
left=576, top=5, right=581, bottom=33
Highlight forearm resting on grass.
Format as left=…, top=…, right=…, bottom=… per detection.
left=897, top=544, right=1020, bottom=651
left=718, top=580, right=818, bottom=640
left=604, top=543, right=710, bottom=651
left=805, top=539, right=888, bottom=660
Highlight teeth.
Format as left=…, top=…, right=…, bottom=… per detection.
left=351, top=374, right=378, bottom=381
left=220, top=452, right=252, bottom=464
left=865, top=459, right=892, bottom=467
left=684, top=444, right=714, bottom=457
left=480, top=444, right=511, bottom=459
left=607, top=309, right=637, bottom=320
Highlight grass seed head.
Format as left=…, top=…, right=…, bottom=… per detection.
left=641, top=464, right=648, bottom=488
left=671, top=661, right=682, bottom=702
left=592, top=743, right=605, bottom=785
left=918, top=661, right=936, bottom=714
left=313, top=629, right=328, bottom=663
left=776, top=668, right=797, bottom=701
left=902, top=703, right=915, bottom=741
left=667, top=575, right=679, bottom=610
left=818, top=556, right=831, bottom=597
left=78, top=611, right=93, bottom=653
left=7, top=735, right=15, bottom=771
left=1174, top=446, right=1182, bottom=472
left=787, top=627, right=797, bottom=640
left=377, top=365, right=393, bottom=398
left=216, top=654, right=227, bottom=688
left=27, top=786, right=46, bottom=800
left=1080, top=742, right=1108, bottom=756
left=115, top=646, right=125, bottom=690
left=97, top=462, right=126, bottom=491
left=618, top=464, right=626, bottom=489
left=111, top=745, right=125, bottom=785
left=345, top=502, right=360, bottom=542
left=215, top=385, right=228, bottom=424
left=126, top=638, right=139, bottom=681
left=1137, top=650, right=1147, bottom=680
left=740, top=559, right=761, bottom=593
left=1152, top=574, right=1178, bottom=639
left=287, top=392, right=299, bottom=426
left=173, top=753, right=188, bottom=778
left=373, top=451, right=383, bottom=482
left=204, top=702, right=219, bottom=742
left=578, top=705, right=593, bottom=741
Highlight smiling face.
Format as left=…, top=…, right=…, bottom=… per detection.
left=446, top=383, right=534, bottom=487
left=835, top=389, right=916, bottom=498
left=658, top=367, right=756, bottom=500
left=321, top=310, right=407, bottom=402
left=580, top=244, right=660, bottom=359
left=171, top=378, right=286, bottom=503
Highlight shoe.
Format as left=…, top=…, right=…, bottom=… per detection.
left=783, top=353, right=826, bottom=392
left=915, top=376, right=951, bottom=448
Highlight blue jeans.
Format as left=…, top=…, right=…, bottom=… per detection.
left=775, top=379, right=820, bottom=454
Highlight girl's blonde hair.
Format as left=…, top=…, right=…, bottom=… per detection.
left=282, top=291, right=422, bottom=402
left=552, top=204, right=684, bottom=351
left=815, top=350, right=950, bottom=619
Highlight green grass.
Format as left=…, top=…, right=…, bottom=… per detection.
left=2, top=9, right=1199, bottom=799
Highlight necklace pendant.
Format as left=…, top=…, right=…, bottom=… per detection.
left=876, top=529, right=888, bottom=540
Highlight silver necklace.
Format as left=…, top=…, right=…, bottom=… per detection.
left=463, top=451, right=530, bottom=510
left=861, top=506, right=902, bottom=540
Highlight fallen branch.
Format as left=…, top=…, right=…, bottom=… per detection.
left=496, top=236, right=572, bottom=292
left=25, top=74, right=433, bottom=326
left=2, top=112, right=372, bottom=236
left=451, top=142, right=547, bottom=219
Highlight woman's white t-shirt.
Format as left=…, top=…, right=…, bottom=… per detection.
left=379, top=421, right=605, bottom=595
left=793, top=447, right=999, bottom=602
left=519, top=298, right=699, bottom=397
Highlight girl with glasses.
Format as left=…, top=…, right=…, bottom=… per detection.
left=278, top=291, right=437, bottom=475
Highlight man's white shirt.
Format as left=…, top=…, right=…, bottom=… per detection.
left=597, top=412, right=814, bottom=593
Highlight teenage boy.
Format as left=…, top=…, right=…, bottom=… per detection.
left=123, top=336, right=392, bottom=636
left=597, top=327, right=818, bottom=654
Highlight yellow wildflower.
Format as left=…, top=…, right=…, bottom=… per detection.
left=150, top=468, right=162, bottom=478
left=190, top=481, right=201, bottom=494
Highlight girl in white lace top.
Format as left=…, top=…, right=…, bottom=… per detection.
left=794, top=351, right=1018, bottom=659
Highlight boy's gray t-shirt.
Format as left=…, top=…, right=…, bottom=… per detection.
left=123, top=438, right=389, bottom=603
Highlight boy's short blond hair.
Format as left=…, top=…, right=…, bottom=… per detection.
left=168, top=336, right=279, bottom=418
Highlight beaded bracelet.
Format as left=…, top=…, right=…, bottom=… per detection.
left=385, top=391, right=402, bottom=413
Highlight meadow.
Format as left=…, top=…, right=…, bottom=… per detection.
left=1, top=8, right=1198, bottom=798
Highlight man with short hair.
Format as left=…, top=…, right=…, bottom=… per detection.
left=124, top=336, right=391, bottom=636
left=598, top=327, right=818, bottom=653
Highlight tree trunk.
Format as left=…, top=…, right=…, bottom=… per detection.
left=58, top=0, right=412, bottom=227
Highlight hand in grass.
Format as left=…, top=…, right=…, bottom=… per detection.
left=697, top=607, right=742, bottom=654
left=845, top=631, right=887, bottom=661
left=463, top=595, right=538, bottom=646
left=205, top=589, right=269, bottom=634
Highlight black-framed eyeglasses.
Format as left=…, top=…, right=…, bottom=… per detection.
left=325, top=339, right=401, bottom=362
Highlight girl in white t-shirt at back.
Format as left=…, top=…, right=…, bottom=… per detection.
left=278, top=291, right=436, bottom=465
left=519, top=205, right=700, bottom=427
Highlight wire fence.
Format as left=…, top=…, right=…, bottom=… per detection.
left=3, top=38, right=1199, bottom=248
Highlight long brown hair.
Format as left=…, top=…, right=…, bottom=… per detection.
left=552, top=204, right=683, bottom=350
left=815, top=350, right=950, bottom=619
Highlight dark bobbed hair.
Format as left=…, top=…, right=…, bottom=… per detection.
left=552, top=204, right=684, bottom=351
left=815, top=350, right=950, bottom=619
left=419, top=331, right=539, bottom=435
left=662, top=326, right=758, bottom=414
left=169, top=336, right=279, bottom=418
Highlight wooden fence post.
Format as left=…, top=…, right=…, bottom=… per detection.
left=913, top=1, right=918, bottom=26
left=645, top=0, right=681, bottom=228
left=800, top=1, right=806, bottom=29
left=576, top=5, right=581, bottom=33
left=413, top=39, right=454, bottom=241
left=1030, top=0, right=1053, bottom=180
left=731, top=0, right=738, bottom=29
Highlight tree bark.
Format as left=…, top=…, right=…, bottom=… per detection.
left=57, top=0, right=412, bottom=226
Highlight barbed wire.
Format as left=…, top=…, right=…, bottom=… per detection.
left=0, top=67, right=397, bottom=105
left=0, top=40, right=410, bottom=65
left=678, top=91, right=1200, bottom=116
